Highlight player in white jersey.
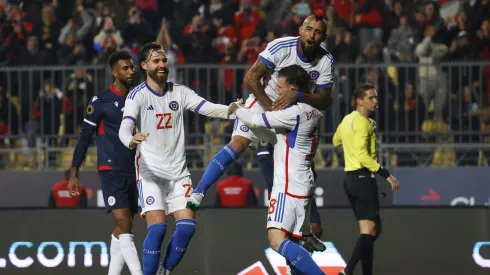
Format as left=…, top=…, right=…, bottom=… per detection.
left=118, top=42, right=235, bottom=275
left=188, top=11, right=333, bottom=253
left=229, top=65, right=325, bottom=275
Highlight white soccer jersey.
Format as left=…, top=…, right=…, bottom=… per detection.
left=235, top=103, right=323, bottom=197
left=258, top=36, right=335, bottom=102
left=119, top=81, right=233, bottom=181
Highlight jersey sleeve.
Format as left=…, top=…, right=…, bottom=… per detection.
left=71, top=96, right=103, bottom=168
left=353, top=117, right=380, bottom=172
left=257, top=38, right=293, bottom=69
left=315, top=53, right=335, bottom=88
left=236, top=106, right=299, bottom=130
left=183, top=86, right=234, bottom=119
left=119, top=92, right=143, bottom=149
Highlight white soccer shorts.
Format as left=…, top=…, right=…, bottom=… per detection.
left=232, top=95, right=277, bottom=148
left=137, top=176, right=193, bottom=216
left=266, top=185, right=312, bottom=239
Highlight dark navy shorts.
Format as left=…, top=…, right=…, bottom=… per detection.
left=99, top=171, right=138, bottom=215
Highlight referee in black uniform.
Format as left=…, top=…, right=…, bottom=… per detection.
left=333, top=84, right=400, bottom=275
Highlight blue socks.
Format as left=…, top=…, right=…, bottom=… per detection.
left=193, top=145, right=237, bottom=195
left=278, top=239, right=324, bottom=275
left=142, top=223, right=166, bottom=275
left=161, top=219, right=196, bottom=271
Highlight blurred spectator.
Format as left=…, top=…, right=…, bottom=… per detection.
left=237, top=32, right=261, bottom=65
left=386, top=12, right=416, bottom=63
left=65, top=69, right=94, bottom=135
left=475, top=18, right=490, bottom=60
left=40, top=4, right=61, bottom=46
left=58, top=32, right=86, bottom=65
left=355, top=0, right=384, bottom=51
left=0, top=86, right=19, bottom=146
left=93, top=16, right=123, bottom=63
left=282, top=8, right=303, bottom=36
left=356, top=41, right=381, bottom=64
left=415, top=24, right=448, bottom=121
left=234, top=1, right=261, bottom=43
left=329, top=19, right=355, bottom=65
left=31, top=79, right=71, bottom=137
left=215, top=162, right=258, bottom=207
left=39, top=25, right=59, bottom=65
left=18, top=34, right=49, bottom=66
left=451, top=86, right=481, bottom=139
left=330, top=0, right=354, bottom=26
left=181, top=15, right=216, bottom=64
left=48, top=170, right=88, bottom=208
left=156, top=18, right=178, bottom=83
left=206, top=11, right=237, bottom=56
left=135, top=0, right=159, bottom=28
left=1, top=5, right=33, bottom=65
left=382, top=0, right=403, bottom=45
left=422, top=1, right=445, bottom=38
left=121, top=6, right=152, bottom=48
left=393, top=83, right=425, bottom=141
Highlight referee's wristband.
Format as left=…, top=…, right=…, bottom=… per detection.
left=296, top=91, right=303, bottom=102
left=376, top=166, right=391, bottom=179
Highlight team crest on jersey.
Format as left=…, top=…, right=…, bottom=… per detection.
left=169, top=101, right=179, bottom=111
left=241, top=125, right=249, bottom=132
left=146, top=196, right=155, bottom=205
left=309, top=70, right=320, bottom=81
left=86, top=104, right=94, bottom=115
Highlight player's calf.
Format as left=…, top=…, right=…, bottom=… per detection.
left=112, top=208, right=143, bottom=275
left=268, top=229, right=325, bottom=275
left=188, top=136, right=250, bottom=211
left=143, top=211, right=167, bottom=275
left=159, top=209, right=196, bottom=273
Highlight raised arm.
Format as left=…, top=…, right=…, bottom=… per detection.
left=183, top=87, right=236, bottom=119
left=244, top=59, right=274, bottom=110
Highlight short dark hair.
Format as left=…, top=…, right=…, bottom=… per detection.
left=354, top=84, right=376, bottom=100
left=138, top=42, right=165, bottom=72
left=108, top=51, right=132, bottom=69
left=227, top=161, right=243, bottom=177
left=277, top=65, right=310, bottom=93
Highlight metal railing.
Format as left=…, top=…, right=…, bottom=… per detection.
left=0, top=62, right=489, bottom=170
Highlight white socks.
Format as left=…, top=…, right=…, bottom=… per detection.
left=108, top=234, right=125, bottom=275
left=119, top=233, right=143, bottom=275
left=109, top=234, right=143, bottom=275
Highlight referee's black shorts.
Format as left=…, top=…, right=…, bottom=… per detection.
left=343, top=168, right=379, bottom=222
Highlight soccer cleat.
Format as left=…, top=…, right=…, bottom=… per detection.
left=156, top=264, right=171, bottom=275
left=186, top=193, right=204, bottom=212
left=303, top=234, right=326, bottom=252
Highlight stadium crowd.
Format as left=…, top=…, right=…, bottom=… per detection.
left=0, top=0, right=490, bottom=168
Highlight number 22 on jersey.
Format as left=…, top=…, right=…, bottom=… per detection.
left=156, top=113, right=172, bottom=129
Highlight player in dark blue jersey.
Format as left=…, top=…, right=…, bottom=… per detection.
left=257, top=140, right=324, bottom=253
left=68, top=51, right=144, bottom=275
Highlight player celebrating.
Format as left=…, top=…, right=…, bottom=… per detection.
left=229, top=65, right=325, bottom=275
left=68, top=51, right=143, bottom=275
left=333, top=84, right=400, bottom=275
left=188, top=10, right=334, bottom=213
left=118, top=42, right=235, bottom=275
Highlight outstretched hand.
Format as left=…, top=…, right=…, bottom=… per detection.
left=228, top=98, right=243, bottom=118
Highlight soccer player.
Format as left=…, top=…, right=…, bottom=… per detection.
left=333, top=84, right=400, bottom=275
left=188, top=10, right=334, bottom=213
left=229, top=64, right=325, bottom=275
left=118, top=42, right=235, bottom=275
left=68, top=51, right=143, bottom=275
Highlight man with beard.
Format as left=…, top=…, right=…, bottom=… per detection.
left=68, top=51, right=143, bottom=275
left=188, top=10, right=333, bottom=253
left=119, top=42, right=235, bottom=275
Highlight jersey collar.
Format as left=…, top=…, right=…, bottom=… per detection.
left=109, top=84, right=125, bottom=97
left=145, top=81, right=167, bottom=97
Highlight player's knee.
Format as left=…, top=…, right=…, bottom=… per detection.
left=267, top=229, right=286, bottom=251
left=359, top=220, right=377, bottom=236
left=115, top=216, right=132, bottom=234
left=229, top=136, right=249, bottom=153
